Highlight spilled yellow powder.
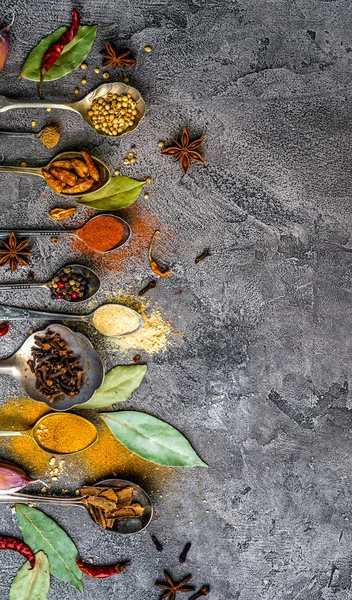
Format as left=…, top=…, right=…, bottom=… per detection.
left=105, top=293, right=174, bottom=354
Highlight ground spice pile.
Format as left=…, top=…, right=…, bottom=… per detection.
left=104, top=294, right=174, bottom=354
left=39, top=124, right=61, bottom=148
left=77, top=215, right=126, bottom=252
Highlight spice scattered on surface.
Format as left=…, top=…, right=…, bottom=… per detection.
left=77, top=215, right=126, bottom=252
left=148, top=230, right=172, bottom=278
left=80, top=62, right=88, bottom=70
left=76, top=558, right=130, bottom=579
left=81, top=485, right=145, bottom=529
left=161, top=127, right=205, bottom=175
left=49, top=207, right=76, bottom=221
left=81, top=78, right=86, bottom=84
left=0, top=323, right=9, bottom=337
left=145, top=176, right=152, bottom=183
left=144, top=192, right=149, bottom=199
left=74, top=88, right=79, bottom=94
left=114, top=168, right=120, bottom=175
left=144, top=46, right=152, bottom=53
left=156, top=572, right=194, bottom=598
left=151, top=534, right=163, bottom=552
left=46, top=107, right=52, bottom=112
left=34, top=414, right=96, bottom=454
left=20, top=161, right=27, bottom=167
left=94, top=67, right=100, bottom=73
left=39, top=123, right=61, bottom=148
left=124, top=76, right=129, bottom=83
left=100, top=42, right=136, bottom=69
left=103, top=72, right=110, bottom=79
left=158, top=141, right=165, bottom=148
left=0, top=232, right=31, bottom=272
left=189, top=586, right=211, bottom=599
left=195, top=248, right=211, bottom=264
left=31, top=120, right=36, bottom=127
left=133, top=355, right=141, bottom=364
left=88, top=92, right=138, bottom=135
left=179, top=541, right=192, bottom=563
left=27, top=329, right=84, bottom=403
left=138, top=280, right=157, bottom=296
left=92, top=304, right=141, bottom=337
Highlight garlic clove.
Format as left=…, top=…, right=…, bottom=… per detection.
left=0, top=460, right=38, bottom=494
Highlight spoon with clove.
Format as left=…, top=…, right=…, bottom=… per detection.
left=0, top=478, right=153, bottom=534
left=0, top=263, right=100, bottom=303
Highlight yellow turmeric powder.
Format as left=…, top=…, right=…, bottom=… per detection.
left=34, top=413, right=97, bottom=454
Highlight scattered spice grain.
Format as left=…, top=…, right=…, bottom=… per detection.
left=179, top=541, right=192, bottom=563
left=195, top=248, right=211, bottom=264
left=138, top=280, right=156, bottom=296
left=151, top=534, right=163, bottom=552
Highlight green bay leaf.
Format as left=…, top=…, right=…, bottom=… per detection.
left=20, top=25, right=97, bottom=82
left=15, top=504, right=83, bottom=594
left=9, top=551, right=50, bottom=600
left=100, top=411, right=208, bottom=467
left=78, top=176, right=145, bottom=210
left=81, top=365, right=147, bottom=409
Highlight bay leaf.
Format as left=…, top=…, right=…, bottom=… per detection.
left=100, top=411, right=208, bottom=467
left=9, top=551, right=50, bottom=600
left=81, top=364, right=147, bottom=409
left=20, top=25, right=97, bottom=81
left=78, top=176, right=145, bottom=210
left=15, top=504, right=83, bottom=594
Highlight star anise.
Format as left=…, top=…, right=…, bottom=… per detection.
left=0, top=232, right=31, bottom=273
left=155, top=571, right=195, bottom=600
left=100, top=42, right=136, bottom=68
left=161, top=127, right=205, bottom=175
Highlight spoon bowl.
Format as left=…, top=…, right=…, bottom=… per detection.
left=0, top=412, right=98, bottom=454
left=0, top=263, right=100, bottom=303
left=0, top=478, right=153, bottom=534
left=0, top=151, right=111, bottom=198
left=0, top=324, right=105, bottom=410
left=0, top=83, right=146, bottom=138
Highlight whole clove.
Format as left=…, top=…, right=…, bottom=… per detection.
left=27, top=329, right=83, bottom=403
left=138, top=280, right=157, bottom=296
left=151, top=534, right=163, bottom=552
left=179, top=541, right=192, bottom=563
left=195, top=248, right=211, bottom=264
left=189, top=585, right=211, bottom=599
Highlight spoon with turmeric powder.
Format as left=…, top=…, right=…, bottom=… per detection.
left=0, top=151, right=111, bottom=197
left=0, top=413, right=98, bottom=454
left=0, top=124, right=61, bottom=148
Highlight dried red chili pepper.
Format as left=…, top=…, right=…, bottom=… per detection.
left=40, top=8, right=80, bottom=97
left=0, top=536, right=35, bottom=569
left=0, top=323, right=9, bottom=337
left=76, top=558, right=130, bottom=579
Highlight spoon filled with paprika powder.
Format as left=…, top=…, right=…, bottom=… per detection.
left=0, top=215, right=131, bottom=254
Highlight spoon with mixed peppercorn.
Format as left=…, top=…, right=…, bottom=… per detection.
left=0, top=263, right=100, bottom=303
left=0, top=151, right=110, bottom=197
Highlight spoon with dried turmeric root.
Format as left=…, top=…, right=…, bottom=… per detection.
left=0, top=151, right=110, bottom=197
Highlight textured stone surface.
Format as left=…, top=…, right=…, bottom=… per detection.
left=0, top=0, right=352, bottom=598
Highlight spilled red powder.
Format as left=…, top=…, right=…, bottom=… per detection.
left=71, top=203, right=159, bottom=272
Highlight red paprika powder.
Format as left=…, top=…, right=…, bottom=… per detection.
left=77, top=215, right=126, bottom=252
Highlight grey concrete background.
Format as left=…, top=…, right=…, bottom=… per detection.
left=0, top=0, right=352, bottom=598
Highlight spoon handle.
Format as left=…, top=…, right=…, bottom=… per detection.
left=0, top=165, right=43, bottom=176
left=0, top=283, right=47, bottom=291
left=0, top=304, right=87, bottom=322
left=0, top=229, right=75, bottom=238
left=0, top=492, right=85, bottom=505
left=0, top=131, right=38, bottom=139
left=0, top=430, right=26, bottom=437
left=0, top=97, right=78, bottom=114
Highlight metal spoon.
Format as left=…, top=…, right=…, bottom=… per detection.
left=0, top=412, right=98, bottom=454
left=0, top=303, right=144, bottom=338
left=0, top=215, right=131, bottom=254
left=0, top=151, right=111, bottom=198
left=0, top=324, right=104, bottom=410
left=0, top=263, right=100, bottom=303
left=0, top=126, right=55, bottom=143
left=0, top=478, right=153, bottom=534
left=0, top=82, right=146, bottom=138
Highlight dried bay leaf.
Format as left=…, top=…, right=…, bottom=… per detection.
left=100, top=411, right=208, bottom=467
left=20, top=25, right=97, bottom=82
left=78, top=176, right=145, bottom=210
left=81, top=364, right=147, bottom=409
left=9, top=551, right=50, bottom=600
left=15, top=504, right=83, bottom=594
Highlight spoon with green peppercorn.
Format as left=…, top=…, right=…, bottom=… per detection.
left=0, top=263, right=100, bottom=303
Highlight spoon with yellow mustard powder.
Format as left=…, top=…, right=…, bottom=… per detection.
left=0, top=413, right=98, bottom=454
left=0, top=303, right=144, bottom=338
